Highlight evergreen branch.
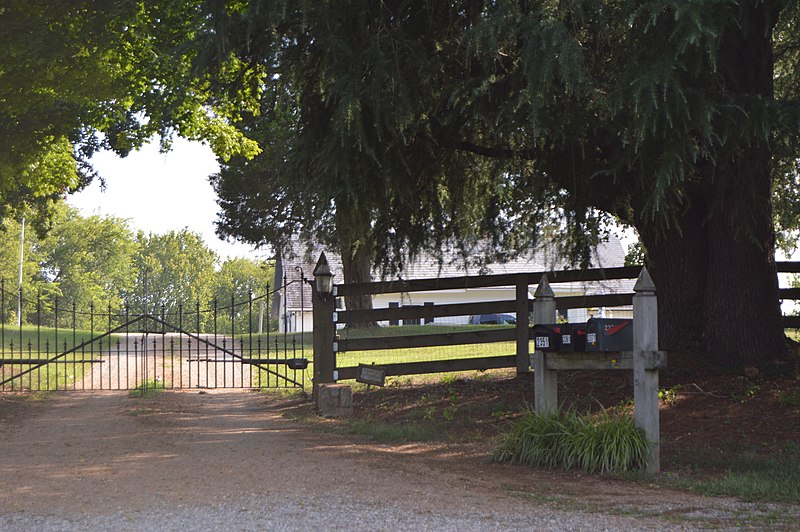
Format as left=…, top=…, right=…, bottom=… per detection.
left=456, top=141, right=535, bottom=160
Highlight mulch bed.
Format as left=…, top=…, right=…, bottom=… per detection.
left=345, top=359, right=800, bottom=471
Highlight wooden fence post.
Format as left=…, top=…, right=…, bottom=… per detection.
left=312, top=256, right=336, bottom=403
left=515, top=276, right=531, bottom=374
left=633, top=267, right=660, bottom=473
left=533, top=275, right=557, bottom=413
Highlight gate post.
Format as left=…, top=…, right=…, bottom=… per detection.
left=312, top=254, right=336, bottom=402
left=515, top=276, right=531, bottom=374
left=532, top=275, right=557, bottom=413
left=633, top=267, right=660, bottom=473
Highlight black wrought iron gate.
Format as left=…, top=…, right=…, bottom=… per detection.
left=0, top=284, right=308, bottom=392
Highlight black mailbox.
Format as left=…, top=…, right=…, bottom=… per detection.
left=559, top=323, right=588, bottom=352
left=287, top=358, right=309, bottom=370
left=532, top=324, right=561, bottom=352
left=585, top=318, right=633, bottom=351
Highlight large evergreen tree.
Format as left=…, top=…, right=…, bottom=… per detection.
left=208, top=1, right=799, bottom=373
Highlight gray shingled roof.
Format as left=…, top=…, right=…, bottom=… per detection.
left=276, top=236, right=630, bottom=312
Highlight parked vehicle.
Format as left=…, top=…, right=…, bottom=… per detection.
left=468, top=313, right=516, bottom=325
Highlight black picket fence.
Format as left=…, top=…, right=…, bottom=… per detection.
left=0, top=279, right=309, bottom=392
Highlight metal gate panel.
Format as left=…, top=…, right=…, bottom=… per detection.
left=0, top=282, right=308, bottom=392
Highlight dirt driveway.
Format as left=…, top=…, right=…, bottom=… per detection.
left=0, top=390, right=794, bottom=530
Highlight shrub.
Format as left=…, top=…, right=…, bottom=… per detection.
left=492, top=408, right=650, bottom=473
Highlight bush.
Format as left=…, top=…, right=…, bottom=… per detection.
left=492, top=408, right=650, bottom=473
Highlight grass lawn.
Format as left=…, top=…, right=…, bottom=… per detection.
left=1, top=323, right=522, bottom=391
left=250, top=324, right=521, bottom=368
left=246, top=324, right=523, bottom=390
left=336, top=324, right=518, bottom=366
left=0, top=324, right=114, bottom=391
left=0, top=324, right=111, bottom=354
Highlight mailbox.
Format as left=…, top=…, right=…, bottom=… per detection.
left=532, top=324, right=561, bottom=352
left=559, top=323, right=588, bottom=352
left=585, top=318, right=633, bottom=351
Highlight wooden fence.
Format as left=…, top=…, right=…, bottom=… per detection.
left=311, top=260, right=800, bottom=386
left=312, top=263, right=641, bottom=383
left=778, top=262, right=800, bottom=328
left=310, top=259, right=800, bottom=473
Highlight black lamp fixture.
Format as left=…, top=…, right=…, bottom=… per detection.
left=313, top=252, right=334, bottom=298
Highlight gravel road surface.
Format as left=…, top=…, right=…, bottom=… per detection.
left=0, top=390, right=794, bottom=530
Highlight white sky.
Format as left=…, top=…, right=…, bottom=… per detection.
left=68, top=138, right=270, bottom=262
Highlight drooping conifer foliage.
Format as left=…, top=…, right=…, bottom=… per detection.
left=211, top=0, right=800, bottom=372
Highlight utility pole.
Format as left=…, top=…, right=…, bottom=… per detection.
left=17, top=217, right=24, bottom=327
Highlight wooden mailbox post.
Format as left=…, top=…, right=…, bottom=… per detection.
left=531, top=267, right=665, bottom=473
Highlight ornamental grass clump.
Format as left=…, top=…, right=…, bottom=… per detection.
left=492, top=408, right=650, bottom=473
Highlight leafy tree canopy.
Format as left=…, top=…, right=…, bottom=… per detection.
left=0, top=0, right=261, bottom=222
left=130, top=229, right=218, bottom=317
left=37, top=203, right=137, bottom=311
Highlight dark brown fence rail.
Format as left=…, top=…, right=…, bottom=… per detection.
left=335, top=266, right=642, bottom=297
left=329, top=265, right=640, bottom=380
left=778, top=261, right=800, bottom=328
left=317, top=261, right=800, bottom=382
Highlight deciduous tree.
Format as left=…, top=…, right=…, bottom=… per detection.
left=130, top=230, right=218, bottom=325
left=0, top=0, right=260, bottom=221
left=38, top=204, right=137, bottom=319
left=211, top=257, right=274, bottom=333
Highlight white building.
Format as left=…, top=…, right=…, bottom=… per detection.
left=273, top=237, right=633, bottom=333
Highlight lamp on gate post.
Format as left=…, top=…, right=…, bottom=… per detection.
left=312, top=252, right=336, bottom=401
left=313, top=253, right=334, bottom=300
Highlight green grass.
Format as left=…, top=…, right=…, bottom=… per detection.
left=1, top=323, right=519, bottom=392
left=248, top=324, right=522, bottom=388
left=0, top=324, right=117, bottom=391
left=251, top=323, right=514, bottom=349
left=336, top=324, right=521, bottom=368
left=0, top=324, right=112, bottom=354
left=662, top=446, right=800, bottom=504
left=492, top=407, right=651, bottom=473
left=252, top=364, right=310, bottom=389
left=336, top=341, right=516, bottom=367
left=129, top=378, right=165, bottom=398
left=250, top=330, right=313, bottom=351
left=1, top=351, right=102, bottom=391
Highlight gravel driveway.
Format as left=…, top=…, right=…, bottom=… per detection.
left=0, top=390, right=794, bottom=530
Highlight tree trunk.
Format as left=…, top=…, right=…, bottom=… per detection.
left=340, top=241, right=378, bottom=329
left=636, top=2, right=795, bottom=375
left=637, top=196, right=709, bottom=359
left=639, top=186, right=793, bottom=374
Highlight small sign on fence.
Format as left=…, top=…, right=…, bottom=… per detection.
left=356, top=363, right=387, bottom=386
